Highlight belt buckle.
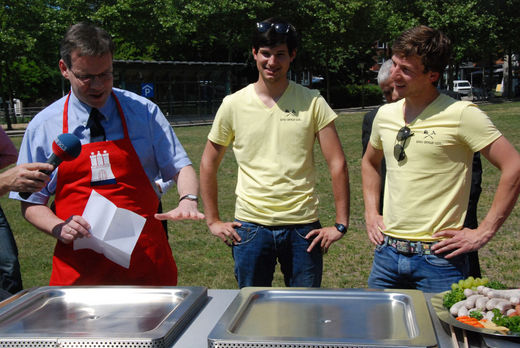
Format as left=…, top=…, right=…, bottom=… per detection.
left=395, top=240, right=411, bottom=253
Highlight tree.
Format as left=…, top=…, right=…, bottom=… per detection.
left=376, top=0, right=503, bottom=91
left=155, top=0, right=270, bottom=62
left=421, top=0, right=497, bottom=89
left=295, top=0, right=381, bottom=102
left=482, top=0, right=520, bottom=98
left=0, top=1, right=65, bottom=127
left=0, top=0, right=512, bottom=112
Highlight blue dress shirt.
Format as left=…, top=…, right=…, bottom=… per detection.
left=10, top=88, right=191, bottom=204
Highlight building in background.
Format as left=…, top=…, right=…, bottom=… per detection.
left=112, top=60, right=248, bottom=124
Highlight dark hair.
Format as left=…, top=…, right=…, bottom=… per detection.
left=392, top=25, right=451, bottom=75
left=252, top=17, right=298, bottom=54
left=60, top=22, right=114, bottom=69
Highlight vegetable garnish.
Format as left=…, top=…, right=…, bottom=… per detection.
left=442, top=277, right=520, bottom=335
left=456, top=316, right=484, bottom=328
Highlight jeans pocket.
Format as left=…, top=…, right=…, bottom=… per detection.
left=295, top=221, right=322, bottom=239
left=375, top=243, right=385, bottom=253
left=235, top=223, right=258, bottom=246
left=424, top=253, right=466, bottom=268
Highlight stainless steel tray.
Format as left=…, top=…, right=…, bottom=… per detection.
left=0, top=286, right=207, bottom=348
left=208, top=287, right=436, bottom=348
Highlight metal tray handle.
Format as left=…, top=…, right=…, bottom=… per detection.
left=0, top=288, right=31, bottom=309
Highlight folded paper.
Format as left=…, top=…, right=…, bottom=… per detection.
left=74, top=190, right=146, bottom=268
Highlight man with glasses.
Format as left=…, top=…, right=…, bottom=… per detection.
left=200, top=17, right=349, bottom=288
left=10, top=22, right=204, bottom=286
left=362, top=25, right=520, bottom=292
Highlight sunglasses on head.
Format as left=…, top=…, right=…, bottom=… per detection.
left=256, top=22, right=295, bottom=34
left=393, top=126, right=413, bottom=162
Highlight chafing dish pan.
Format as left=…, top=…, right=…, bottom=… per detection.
left=0, top=286, right=207, bottom=347
left=208, top=287, right=436, bottom=348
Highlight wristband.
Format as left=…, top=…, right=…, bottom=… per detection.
left=179, top=194, right=198, bottom=203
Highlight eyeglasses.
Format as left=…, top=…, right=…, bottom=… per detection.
left=70, top=69, right=113, bottom=84
left=393, top=126, right=413, bottom=162
left=256, top=22, right=295, bottom=34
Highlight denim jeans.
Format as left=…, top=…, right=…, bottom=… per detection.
left=0, top=205, right=23, bottom=297
left=367, top=241, right=469, bottom=293
left=232, top=220, right=323, bottom=288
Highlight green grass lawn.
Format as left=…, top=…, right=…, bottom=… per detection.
left=1, top=101, right=519, bottom=289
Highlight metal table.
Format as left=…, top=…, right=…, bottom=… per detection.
left=171, top=290, right=520, bottom=348
left=1, top=288, right=518, bottom=347
left=172, top=289, right=237, bottom=347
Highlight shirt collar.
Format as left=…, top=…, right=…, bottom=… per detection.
left=69, top=89, right=114, bottom=121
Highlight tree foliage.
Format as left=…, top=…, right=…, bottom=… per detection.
left=1, top=0, right=518, bottom=108
left=1, top=1, right=65, bottom=126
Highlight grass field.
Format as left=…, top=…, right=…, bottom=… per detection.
left=1, top=101, right=519, bottom=290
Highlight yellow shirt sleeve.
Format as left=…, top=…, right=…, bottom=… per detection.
left=459, top=104, right=502, bottom=152
left=208, top=95, right=235, bottom=146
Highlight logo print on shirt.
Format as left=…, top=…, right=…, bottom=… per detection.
left=90, top=150, right=117, bottom=186
left=423, top=130, right=436, bottom=140
left=415, top=129, right=441, bottom=145
left=281, top=109, right=300, bottom=121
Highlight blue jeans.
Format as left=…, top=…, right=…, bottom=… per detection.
left=368, top=240, right=469, bottom=293
left=0, top=205, right=23, bottom=297
left=232, top=220, right=323, bottom=288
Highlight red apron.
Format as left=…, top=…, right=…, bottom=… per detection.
left=50, top=92, right=177, bottom=285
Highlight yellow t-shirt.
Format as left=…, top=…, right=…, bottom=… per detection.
left=208, top=82, right=337, bottom=225
left=370, top=93, right=501, bottom=241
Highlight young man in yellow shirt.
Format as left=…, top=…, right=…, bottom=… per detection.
left=362, top=25, right=520, bottom=292
left=200, top=17, right=350, bottom=288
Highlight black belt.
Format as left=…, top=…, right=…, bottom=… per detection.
left=385, top=236, right=438, bottom=255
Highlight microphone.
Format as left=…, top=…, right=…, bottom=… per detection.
left=19, top=133, right=82, bottom=199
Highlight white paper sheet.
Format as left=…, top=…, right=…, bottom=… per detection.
left=74, top=190, right=146, bottom=268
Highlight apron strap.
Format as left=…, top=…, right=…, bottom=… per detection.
left=62, top=90, right=130, bottom=140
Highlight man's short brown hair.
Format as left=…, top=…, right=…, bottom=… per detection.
left=392, top=25, right=451, bottom=75
left=60, top=22, right=114, bottom=69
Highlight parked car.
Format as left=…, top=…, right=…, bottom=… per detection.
left=452, top=80, right=472, bottom=96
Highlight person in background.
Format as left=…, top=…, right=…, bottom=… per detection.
left=362, top=25, right=520, bottom=292
left=0, top=127, right=52, bottom=300
left=463, top=153, right=483, bottom=277
left=200, top=17, right=350, bottom=288
left=362, top=59, right=484, bottom=278
left=361, top=59, right=399, bottom=213
left=10, top=22, right=204, bottom=286
left=436, top=89, right=484, bottom=278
